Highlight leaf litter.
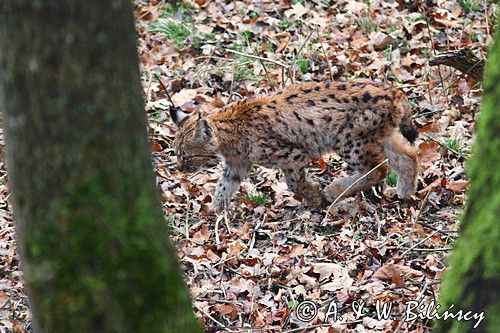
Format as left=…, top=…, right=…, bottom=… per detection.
left=0, top=0, right=496, bottom=332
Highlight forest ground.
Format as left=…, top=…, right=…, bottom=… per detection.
left=0, top=0, right=496, bottom=332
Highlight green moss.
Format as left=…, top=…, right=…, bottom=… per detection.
left=435, top=17, right=500, bottom=333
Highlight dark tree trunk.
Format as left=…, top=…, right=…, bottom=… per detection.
left=0, top=2, right=201, bottom=332
left=435, top=21, right=500, bottom=333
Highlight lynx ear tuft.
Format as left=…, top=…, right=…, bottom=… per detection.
left=195, top=117, right=213, bottom=141
left=169, top=107, right=189, bottom=126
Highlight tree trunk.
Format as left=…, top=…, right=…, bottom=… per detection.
left=435, top=22, right=500, bottom=333
left=0, top=2, right=201, bottom=332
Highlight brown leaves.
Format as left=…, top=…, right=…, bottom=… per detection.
left=373, top=264, right=422, bottom=285
left=418, top=141, right=441, bottom=169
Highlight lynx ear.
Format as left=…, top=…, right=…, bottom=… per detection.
left=195, top=115, right=213, bottom=141
left=169, top=107, right=189, bottom=126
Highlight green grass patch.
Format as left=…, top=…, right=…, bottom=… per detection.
left=148, top=18, right=192, bottom=48
left=460, top=0, right=484, bottom=13
left=443, top=137, right=467, bottom=154
left=297, top=59, right=310, bottom=73
left=386, top=170, right=398, bottom=187
left=245, top=192, right=269, bottom=205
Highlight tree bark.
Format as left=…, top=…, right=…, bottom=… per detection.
left=0, top=2, right=201, bottom=332
left=435, top=22, right=500, bottom=333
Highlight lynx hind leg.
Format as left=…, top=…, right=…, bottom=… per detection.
left=383, top=131, right=418, bottom=198
left=324, top=141, right=388, bottom=202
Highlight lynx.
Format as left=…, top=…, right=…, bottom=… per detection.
left=170, top=80, right=418, bottom=212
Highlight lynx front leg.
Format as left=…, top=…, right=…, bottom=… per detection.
left=282, top=166, right=327, bottom=209
left=213, top=164, right=250, bottom=212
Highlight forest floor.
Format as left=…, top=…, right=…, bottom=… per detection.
left=0, top=0, right=496, bottom=332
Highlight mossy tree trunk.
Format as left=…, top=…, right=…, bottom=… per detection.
left=0, top=2, right=201, bottom=332
left=435, top=23, right=500, bottom=333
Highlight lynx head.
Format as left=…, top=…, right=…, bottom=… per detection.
left=170, top=107, right=220, bottom=173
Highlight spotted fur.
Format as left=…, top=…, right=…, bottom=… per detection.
left=171, top=80, right=418, bottom=211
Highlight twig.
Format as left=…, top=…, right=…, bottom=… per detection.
left=316, top=29, right=334, bottom=81
left=287, top=29, right=315, bottom=85
left=425, top=19, right=449, bottom=103
left=418, top=221, right=459, bottom=235
left=283, top=321, right=364, bottom=333
left=195, top=298, right=243, bottom=306
left=259, top=59, right=277, bottom=90
left=484, top=0, right=490, bottom=40
left=194, top=304, right=234, bottom=332
left=223, top=210, right=231, bottom=233
left=449, top=21, right=468, bottom=85
left=374, top=210, right=381, bottom=238
left=215, top=212, right=223, bottom=245
left=426, top=82, right=434, bottom=105
left=413, top=189, right=431, bottom=228
left=323, top=159, right=388, bottom=223
left=225, top=49, right=287, bottom=68
left=401, top=228, right=441, bottom=257
left=406, top=247, right=452, bottom=252
left=424, top=135, right=467, bottom=158
left=154, top=73, right=176, bottom=107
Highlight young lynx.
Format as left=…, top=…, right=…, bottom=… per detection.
left=170, top=80, right=418, bottom=212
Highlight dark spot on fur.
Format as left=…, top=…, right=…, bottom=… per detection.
left=362, top=92, right=372, bottom=102
left=352, top=96, right=359, bottom=103
left=285, top=93, right=299, bottom=102
left=314, top=86, right=321, bottom=91
left=325, top=81, right=331, bottom=88
left=372, top=95, right=390, bottom=104
left=342, top=98, right=350, bottom=103
left=268, top=105, right=277, bottom=110
left=293, top=154, right=302, bottom=160
left=323, top=115, right=332, bottom=122
left=302, top=89, right=312, bottom=93
left=307, top=100, right=316, bottom=107
left=338, top=84, right=347, bottom=90
left=293, top=111, right=301, bottom=120
left=321, top=98, right=328, bottom=103
left=306, top=118, right=314, bottom=126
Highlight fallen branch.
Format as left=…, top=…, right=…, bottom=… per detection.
left=429, top=48, right=485, bottom=82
